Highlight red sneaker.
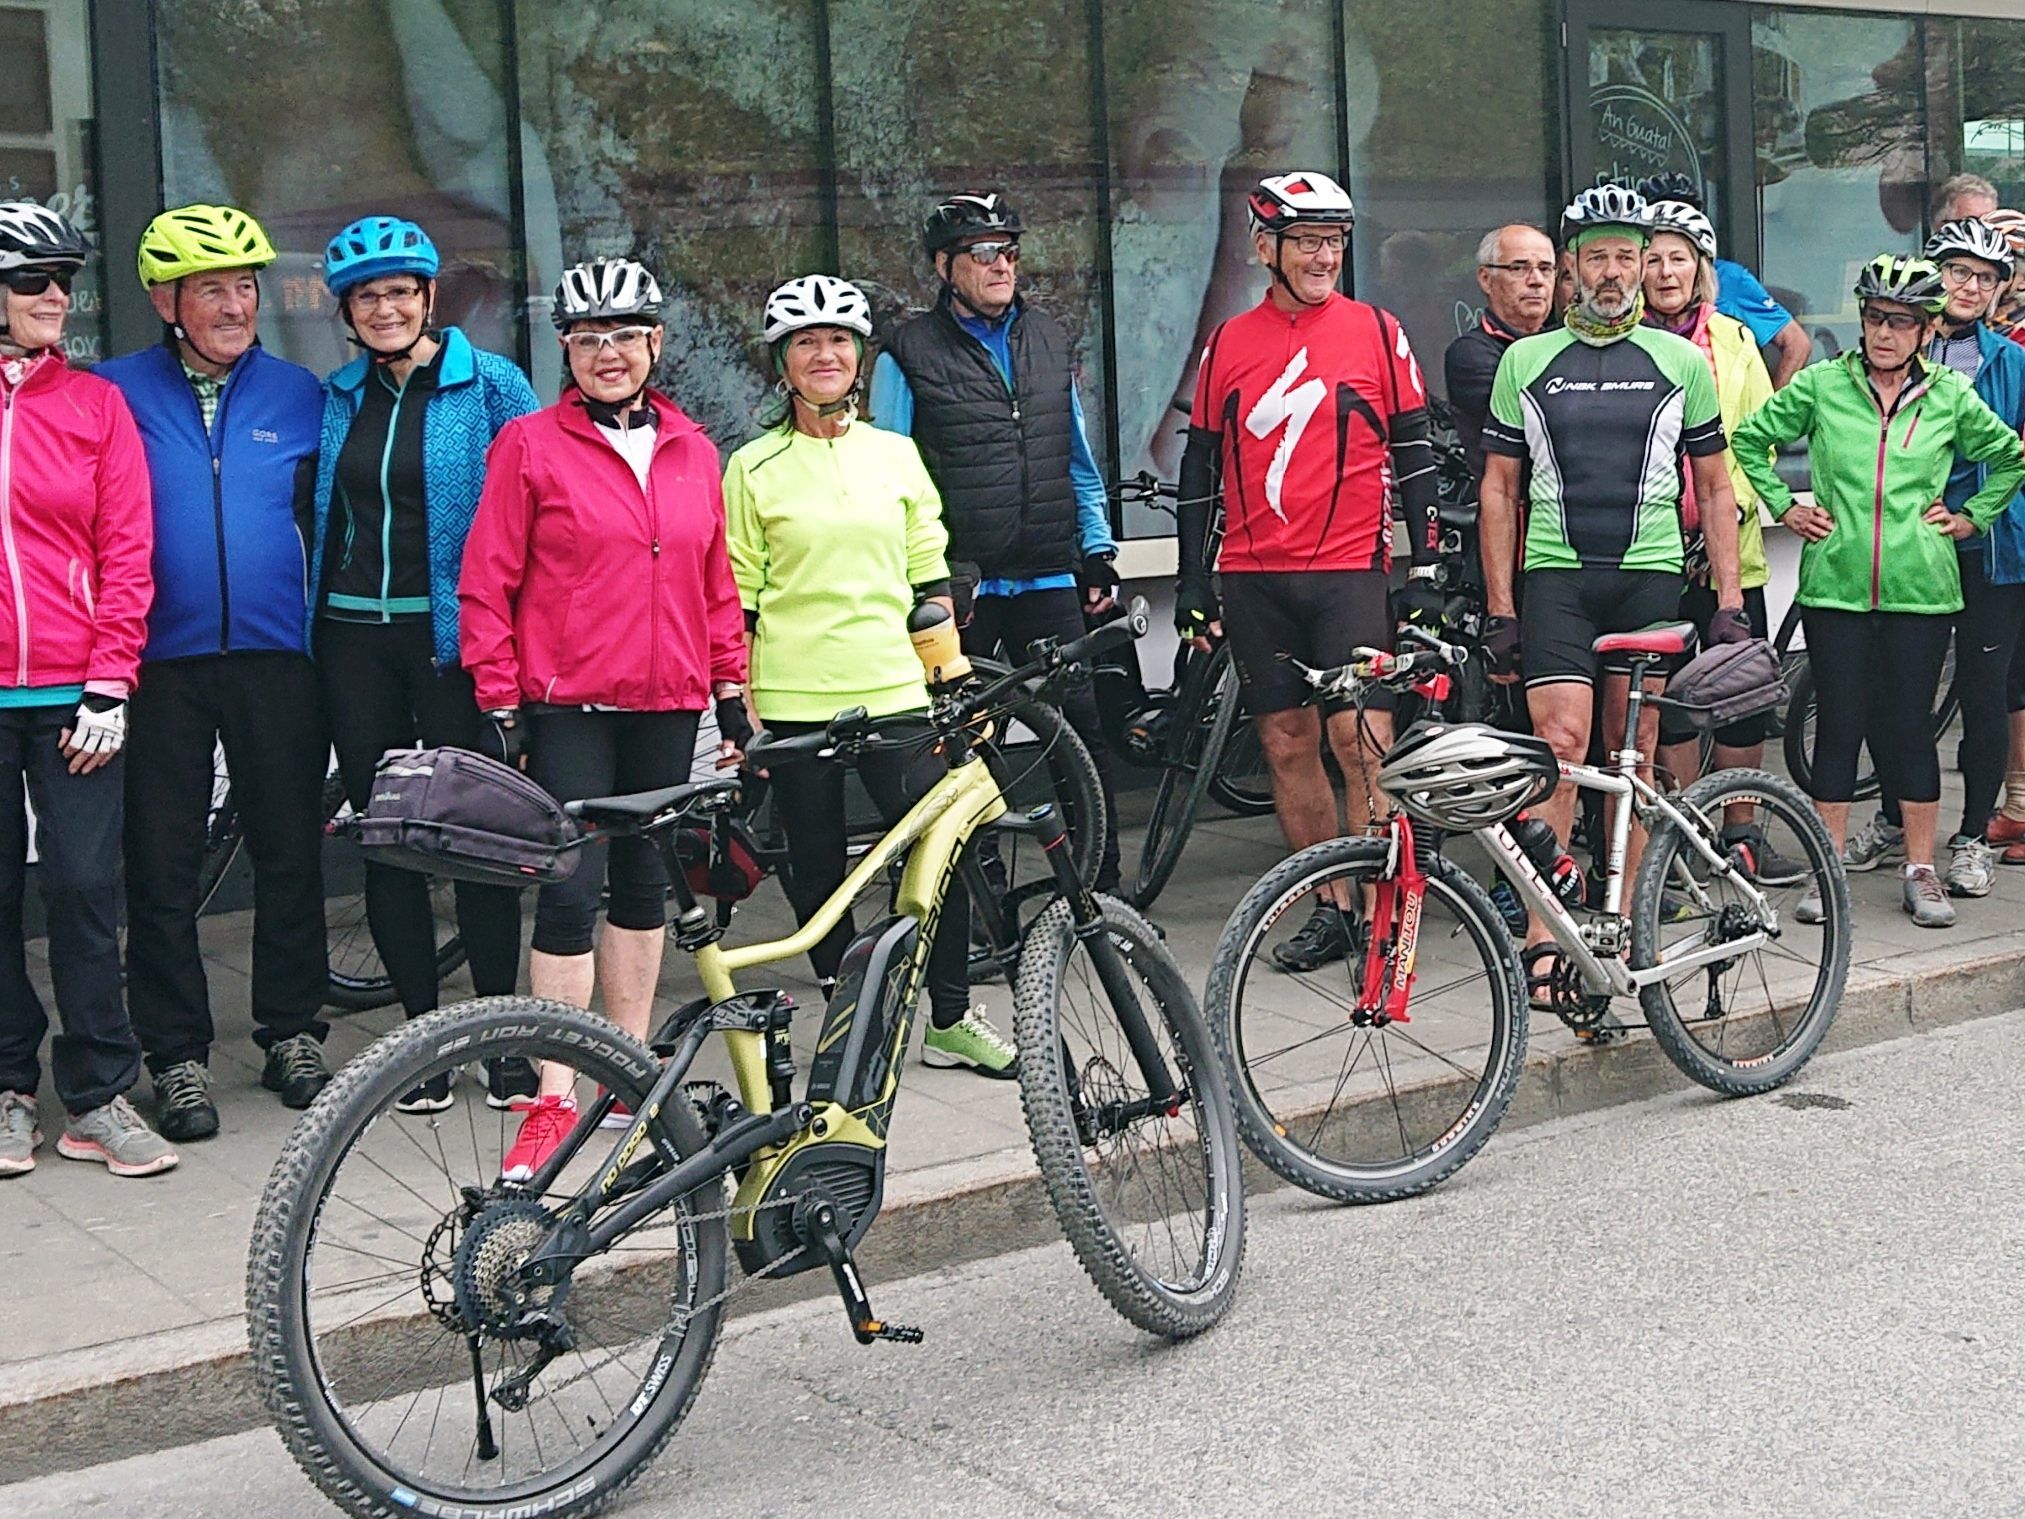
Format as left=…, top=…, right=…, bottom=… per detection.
left=501, top=1094, right=580, bottom=1183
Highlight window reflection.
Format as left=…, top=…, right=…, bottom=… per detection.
left=1, top=0, right=100, bottom=362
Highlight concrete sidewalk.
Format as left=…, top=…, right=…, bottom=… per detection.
left=3, top=777, right=2022, bottom=1481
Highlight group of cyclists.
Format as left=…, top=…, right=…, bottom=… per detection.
left=2, top=154, right=2022, bottom=1183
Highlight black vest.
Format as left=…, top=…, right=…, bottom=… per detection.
left=882, top=294, right=1079, bottom=580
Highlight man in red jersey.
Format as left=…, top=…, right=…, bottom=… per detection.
left=1174, top=170, right=1442, bottom=971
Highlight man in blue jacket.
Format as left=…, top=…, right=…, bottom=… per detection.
left=98, top=205, right=330, bottom=1142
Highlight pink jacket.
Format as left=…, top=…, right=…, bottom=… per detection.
left=0, top=354, right=153, bottom=696
left=459, top=390, right=746, bottom=712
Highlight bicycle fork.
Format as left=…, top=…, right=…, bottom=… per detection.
left=1355, top=816, right=1428, bottom=1025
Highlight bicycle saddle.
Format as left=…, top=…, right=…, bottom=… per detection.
left=1591, top=620, right=1697, bottom=658
left=566, top=778, right=739, bottom=830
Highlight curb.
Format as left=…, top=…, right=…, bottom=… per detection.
left=4, top=934, right=2021, bottom=1484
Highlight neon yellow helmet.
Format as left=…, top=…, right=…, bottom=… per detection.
left=136, top=204, right=276, bottom=287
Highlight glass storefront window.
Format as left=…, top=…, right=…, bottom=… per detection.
left=154, top=0, right=519, bottom=378
left=0, top=0, right=101, bottom=362
left=1926, top=17, right=2025, bottom=210
left=1752, top=9, right=1922, bottom=361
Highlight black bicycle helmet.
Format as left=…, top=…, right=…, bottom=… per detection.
left=1636, top=171, right=1704, bottom=212
left=922, top=193, right=1022, bottom=259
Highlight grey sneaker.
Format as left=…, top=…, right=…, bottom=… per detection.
left=0, top=1090, right=40, bottom=1176
left=152, top=1060, right=219, bottom=1143
left=1944, top=834, right=1996, bottom=899
left=1902, top=867, right=1956, bottom=929
left=1794, top=883, right=1827, bottom=925
left=56, top=1096, right=179, bottom=1177
left=1843, top=812, right=1904, bottom=873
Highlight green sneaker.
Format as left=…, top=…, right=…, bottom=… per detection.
left=921, top=1010, right=1018, bottom=1079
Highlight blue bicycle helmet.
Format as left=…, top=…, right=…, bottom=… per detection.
left=322, top=216, right=440, bottom=296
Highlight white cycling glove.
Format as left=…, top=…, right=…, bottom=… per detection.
left=68, top=696, right=127, bottom=758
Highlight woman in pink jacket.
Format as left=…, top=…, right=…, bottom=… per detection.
left=0, top=204, right=172, bottom=1179
left=460, top=257, right=747, bottom=1178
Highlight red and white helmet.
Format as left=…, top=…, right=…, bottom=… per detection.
left=1247, top=172, right=1356, bottom=235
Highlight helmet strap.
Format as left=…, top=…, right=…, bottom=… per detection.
left=1268, top=232, right=1330, bottom=308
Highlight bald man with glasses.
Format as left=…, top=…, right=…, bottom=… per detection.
left=1445, top=223, right=1556, bottom=491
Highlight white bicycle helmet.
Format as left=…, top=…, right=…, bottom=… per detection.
left=551, top=257, right=663, bottom=328
left=1376, top=723, right=1560, bottom=832
left=1248, top=172, right=1356, bottom=234
left=1561, top=183, right=1649, bottom=244
left=763, top=275, right=873, bottom=344
left=1643, top=200, right=1717, bottom=261
left=0, top=201, right=90, bottom=272
left=1925, top=218, right=2015, bottom=279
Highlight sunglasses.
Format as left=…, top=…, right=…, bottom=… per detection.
left=561, top=325, right=656, bottom=356
left=1860, top=307, right=1925, bottom=333
left=2, top=268, right=74, bottom=297
left=960, top=240, right=1021, bottom=267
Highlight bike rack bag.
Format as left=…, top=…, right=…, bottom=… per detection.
left=1655, top=637, right=1787, bottom=733
left=351, top=747, right=580, bottom=887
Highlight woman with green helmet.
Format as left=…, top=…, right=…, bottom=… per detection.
left=1733, top=253, right=2025, bottom=929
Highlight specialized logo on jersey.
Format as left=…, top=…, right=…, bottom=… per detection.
left=1395, top=321, right=1424, bottom=401
left=1243, top=347, right=1326, bottom=521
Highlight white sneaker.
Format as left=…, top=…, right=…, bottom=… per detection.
left=1842, top=812, right=1904, bottom=873
left=1903, top=866, right=1955, bottom=929
left=1944, top=833, right=1996, bottom=898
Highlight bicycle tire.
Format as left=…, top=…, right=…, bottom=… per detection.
left=1205, top=645, right=1274, bottom=818
left=247, top=996, right=729, bottom=1519
left=1014, top=895, right=1246, bottom=1339
left=320, top=772, right=468, bottom=1012
left=1129, top=644, right=1242, bottom=910
left=1205, top=837, right=1526, bottom=1202
left=1631, top=769, right=1851, bottom=1095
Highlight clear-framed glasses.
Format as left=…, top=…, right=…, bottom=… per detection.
left=1483, top=260, right=1556, bottom=279
left=0, top=267, right=73, bottom=296
left=961, top=240, right=1021, bottom=267
left=1286, top=231, right=1348, bottom=255
left=1940, top=260, right=2001, bottom=291
left=346, top=282, right=426, bottom=312
left=562, top=324, right=656, bottom=357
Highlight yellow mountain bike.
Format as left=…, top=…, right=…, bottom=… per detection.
left=245, top=609, right=1245, bottom=1519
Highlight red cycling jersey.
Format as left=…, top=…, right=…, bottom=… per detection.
left=1188, top=290, right=1426, bottom=574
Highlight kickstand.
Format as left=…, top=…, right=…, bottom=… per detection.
left=801, top=1195, right=923, bottom=1346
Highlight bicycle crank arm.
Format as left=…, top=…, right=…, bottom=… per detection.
left=798, top=1194, right=924, bottom=1347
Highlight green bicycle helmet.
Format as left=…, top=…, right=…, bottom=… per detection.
left=137, top=204, right=276, bottom=287
left=1854, top=253, right=1947, bottom=314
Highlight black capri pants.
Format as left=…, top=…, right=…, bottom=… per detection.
left=526, top=707, right=699, bottom=956
left=1800, top=606, right=1953, bottom=806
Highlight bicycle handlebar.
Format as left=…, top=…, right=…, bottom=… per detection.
left=1293, top=624, right=1467, bottom=702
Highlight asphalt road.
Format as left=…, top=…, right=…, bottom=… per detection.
left=11, top=1011, right=2022, bottom=1519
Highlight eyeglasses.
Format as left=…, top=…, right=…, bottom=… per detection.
left=347, top=283, right=426, bottom=311
left=1861, top=307, right=1925, bottom=333
left=960, top=241, right=1020, bottom=267
left=1285, top=232, right=1347, bottom=255
left=562, top=325, right=656, bottom=356
left=1482, top=260, right=1556, bottom=279
left=1, top=268, right=73, bottom=296
left=1940, top=261, right=2001, bottom=290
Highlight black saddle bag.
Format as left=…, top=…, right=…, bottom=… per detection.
left=350, top=747, right=580, bottom=887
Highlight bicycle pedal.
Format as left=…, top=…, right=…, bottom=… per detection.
left=857, top=1319, right=925, bottom=1345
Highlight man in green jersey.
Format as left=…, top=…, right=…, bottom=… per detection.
left=1478, top=185, right=1749, bottom=973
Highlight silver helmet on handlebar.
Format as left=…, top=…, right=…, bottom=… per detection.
left=1377, top=723, right=1559, bottom=831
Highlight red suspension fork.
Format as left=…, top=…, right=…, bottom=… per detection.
left=1354, top=815, right=1426, bottom=1024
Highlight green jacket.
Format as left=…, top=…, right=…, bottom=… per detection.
left=1732, top=354, right=2025, bottom=614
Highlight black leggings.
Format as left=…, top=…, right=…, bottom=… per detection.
left=1802, top=606, right=1953, bottom=806
left=1880, top=553, right=2025, bottom=839
left=526, top=708, right=699, bottom=956
left=764, top=718, right=970, bottom=1026
left=318, top=619, right=522, bottom=1015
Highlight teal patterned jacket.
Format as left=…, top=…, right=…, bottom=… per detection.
left=308, top=326, right=538, bottom=665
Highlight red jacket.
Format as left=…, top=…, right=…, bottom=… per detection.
left=0, top=354, right=153, bottom=696
left=460, top=390, right=746, bottom=712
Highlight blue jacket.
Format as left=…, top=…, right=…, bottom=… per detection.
left=97, top=342, right=323, bottom=661
left=310, top=327, right=538, bottom=665
left=1940, top=322, right=2025, bottom=585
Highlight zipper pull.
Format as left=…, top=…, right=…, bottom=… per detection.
left=651, top=538, right=661, bottom=557
left=1010, top=400, right=1021, bottom=421
left=213, top=456, right=222, bottom=477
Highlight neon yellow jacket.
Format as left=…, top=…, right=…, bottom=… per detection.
left=723, top=421, right=950, bottom=723
left=1708, top=312, right=1775, bottom=589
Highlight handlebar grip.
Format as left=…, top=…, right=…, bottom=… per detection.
left=1055, top=595, right=1150, bottom=666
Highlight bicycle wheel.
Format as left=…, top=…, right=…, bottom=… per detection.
left=1130, top=643, right=1242, bottom=909
left=1206, top=652, right=1275, bottom=818
left=322, top=771, right=469, bottom=1012
left=195, top=751, right=242, bottom=915
left=1631, top=768, right=1851, bottom=1094
left=248, top=996, right=729, bottom=1519
left=1205, top=837, right=1527, bottom=1202
left=1014, top=895, right=1246, bottom=1339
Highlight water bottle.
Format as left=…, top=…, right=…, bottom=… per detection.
left=908, top=599, right=973, bottom=688
left=1509, top=811, right=1585, bottom=907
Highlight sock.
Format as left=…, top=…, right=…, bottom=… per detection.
left=2004, top=771, right=2025, bottom=822
left=1902, top=862, right=1931, bottom=878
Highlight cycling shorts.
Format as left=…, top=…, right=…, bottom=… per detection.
left=1658, top=584, right=1770, bottom=748
left=1520, top=568, right=1684, bottom=688
left=1222, top=569, right=1394, bottom=715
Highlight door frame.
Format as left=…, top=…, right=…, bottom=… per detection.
left=1562, top=0, right=1759, bottom=271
